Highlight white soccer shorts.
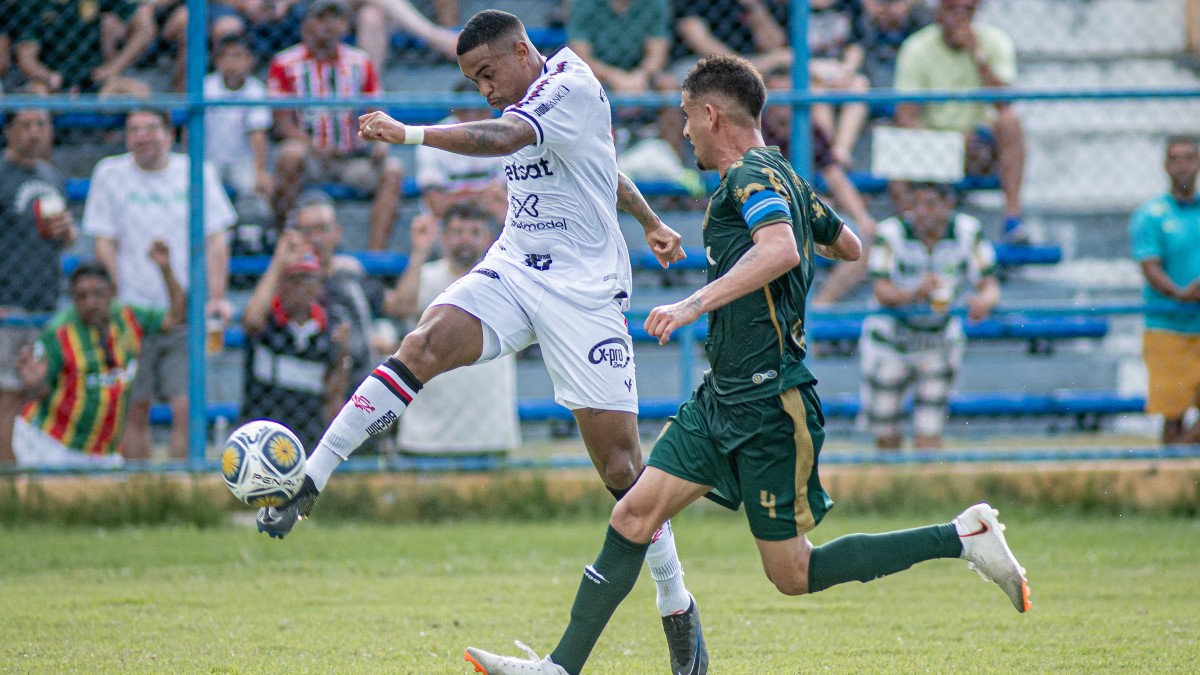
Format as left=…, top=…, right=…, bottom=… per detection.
left=431, top=255, right=638, bottom=414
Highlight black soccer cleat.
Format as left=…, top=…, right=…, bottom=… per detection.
left=257, top=475, right=320, bottom=539
left=662, top=595, right=708, bottom=675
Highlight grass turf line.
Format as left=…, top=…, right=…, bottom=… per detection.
left=2, top=509, right=1197, bottom=673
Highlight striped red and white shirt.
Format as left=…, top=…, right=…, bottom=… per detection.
left=267, top=43, right=381, bottom=154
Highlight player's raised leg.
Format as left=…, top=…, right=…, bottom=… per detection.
left=465, top=468, right=711, bottom=675
left=257, top=304, right=484, bottom=537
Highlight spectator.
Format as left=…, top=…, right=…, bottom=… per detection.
left=415, top=81, right=507, bottom=221
left=1130, top=136, right=1200, bottom=444
left=268, top=0, right=404, bottom=251
left=13, top=249, right=185, bottom=467
left=857, top=0, right=932, bottom=89
left=761, top=99, right=878, bottom=303
left=142, top=0, right=189, bottom=92
left=240, top=232, right=351, bottom=450
left=859, top=182, right=998, bottom=450
left=205, top=33, right=274, bottom=225
left=0, top=111, right=78, bottom=465
left=568, top=0, right=676, bottom=156
left=352, top=0, right=459, bottom=72
left=211, top=0, right=305, bottom=61
left=288, top=191, right=382, bottom=393
left=807, top=0, right=870, bottom=166
left=13, top=0, right=153, bottom=96
left=381, top=204, right=519, bottom=455
left=672, top=0, right=793, bottom=76
left=82, top=109, right=237, bottom=460
left=893, top=0, right=1026, bottom=242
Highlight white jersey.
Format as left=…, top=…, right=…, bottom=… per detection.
left=495, top=47, right=630, bottom=310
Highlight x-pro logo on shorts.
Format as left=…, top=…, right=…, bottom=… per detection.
left=351, top=394, right=375, bottom=413
left=510, top=194, right=540, bottom=218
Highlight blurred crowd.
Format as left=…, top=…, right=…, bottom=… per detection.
left=0, top=0, right=1197, bottom=466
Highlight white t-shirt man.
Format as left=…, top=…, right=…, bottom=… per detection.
left=82, top=153, right=237, bottom=309
left=203, top=72, right=272, bottom=195
left=493, top=47, right=631, bottom=310
left=397, top=259, right=520, bottom=453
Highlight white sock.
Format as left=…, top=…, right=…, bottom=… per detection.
left=645, top=520, right=691, bottom=616
left=306, top=357, right=421, bottom=491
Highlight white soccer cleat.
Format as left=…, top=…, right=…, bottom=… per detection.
left=954, top=502, right=1032, bottom=613
left=464, top=641, right=569, bottom=675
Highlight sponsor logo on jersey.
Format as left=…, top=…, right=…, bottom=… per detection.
left=510, top=194, right=540, bottom=218
left=752, top=369, right=778, bottom=385
left=588, top=337, right=630, bottom=368
left=504, top=159, right=555, bottom=181
left=473, top=268, right=500, bottom=280
left=365, top=410, right=398, bottom=435
left=510, top=219, right=567, bottom=232
left=532, top=85, right=569, bottom=116
left=524, top=253, right=553, bottom=271
left=351, top=394, right=374, bottom=413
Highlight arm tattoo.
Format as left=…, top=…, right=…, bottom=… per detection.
left=431, top=118, right=529, bottom=157
left=616, top=172, right=658, bottom=228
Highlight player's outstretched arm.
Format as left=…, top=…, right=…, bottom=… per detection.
left=616, top=171, right=686, bottom=268
left=359, top=111, right=536, bottom=157
left=645, top=222, right=800, bottom=344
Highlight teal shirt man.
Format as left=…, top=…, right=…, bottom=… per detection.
left=1130, top=194, right=1200, bottom=334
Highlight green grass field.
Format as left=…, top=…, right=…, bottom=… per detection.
left=2, top=507, right=1198, bottom=673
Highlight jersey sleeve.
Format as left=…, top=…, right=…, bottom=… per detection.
left=504, top=70, right=590, bottom=151
left=81, top=161, right=119, bottom=239
left=202, top=161, right=238, bottom=234
left=129, top=305, right=167, bottom=338
left=33, top=328, right=62, bottom=389
left=868, top=218, right=901, bottom=280
left=728, top=162, right=793, bottom=233
left=266, top=57, right=294, bottom=96
left=1129, top=201, right=1165, bottom=262
left=968, top=231, right=997, bottom=284
left=808, top=192, right=845, bottom=246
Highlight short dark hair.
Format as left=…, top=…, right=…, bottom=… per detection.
left=214, top=31, right=252, bottom=56
left=456, top=9, right=525, bottom=56
left=69, top=261, right=114, bottom=290
left=682, top=55, right=767, bottom=122
left=1165, top=135, right=1199, bottom=152
left=444, top=201, right=497, bottom=230
left=910, top=181, right=957, bottom=200
left=125, top=108, right=171, bottom=128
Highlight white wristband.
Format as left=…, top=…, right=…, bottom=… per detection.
left=403, top=126, right=426, bottom=145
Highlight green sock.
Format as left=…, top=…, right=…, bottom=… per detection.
left=807, top=523, right=961, bottom=594
left=550, top=525, right=649, bottom=674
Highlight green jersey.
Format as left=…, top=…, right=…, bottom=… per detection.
left=701, top=146, right=844, bottom=404
left=22, top=304, right=164, bottom=455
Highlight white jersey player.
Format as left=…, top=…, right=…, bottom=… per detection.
left=259, top=10, right=709, bottom=674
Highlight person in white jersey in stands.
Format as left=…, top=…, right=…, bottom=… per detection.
left=258, top=10, right=709, bottom=674
left=382, top=203, right=519, bottom=456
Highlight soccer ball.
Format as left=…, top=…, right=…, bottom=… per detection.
left=221, top=420, right=307, bottom=507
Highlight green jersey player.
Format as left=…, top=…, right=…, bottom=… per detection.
left=465, top=55, right=1031, bottom=675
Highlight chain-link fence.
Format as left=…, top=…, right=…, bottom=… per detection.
left=1, top=0, right=1198, bottom=468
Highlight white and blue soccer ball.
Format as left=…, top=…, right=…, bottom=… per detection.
left=221, top=420, right=307, bottom=507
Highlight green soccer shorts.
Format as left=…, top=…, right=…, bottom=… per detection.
left=647, top=380, right=834, bottom=541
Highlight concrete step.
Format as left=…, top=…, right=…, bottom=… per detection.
left=979, top=0, right=1186, bottom=58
